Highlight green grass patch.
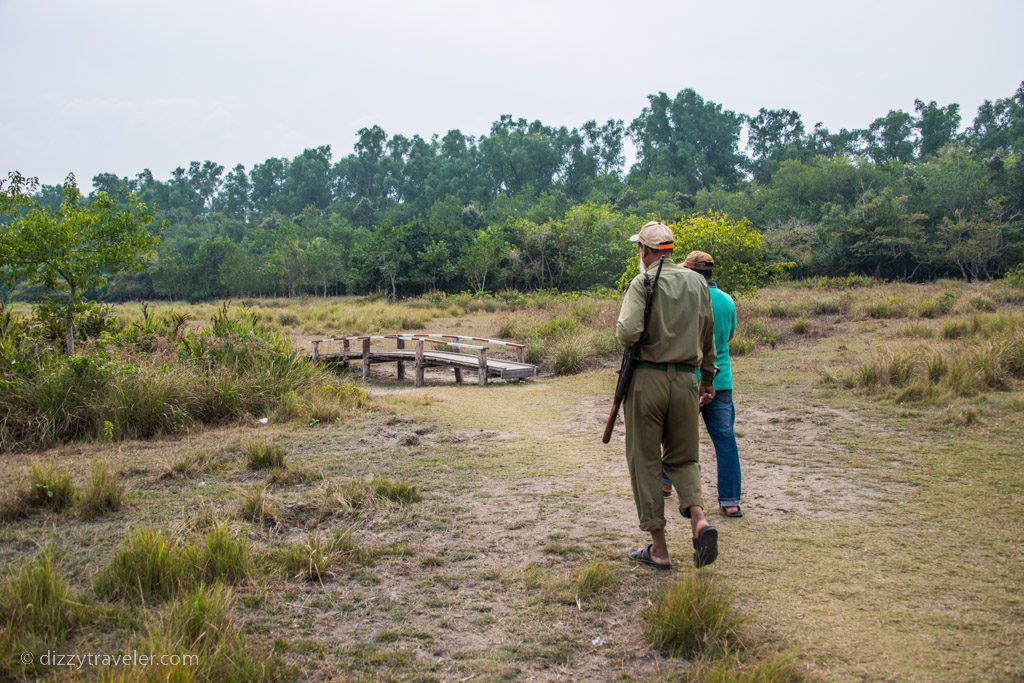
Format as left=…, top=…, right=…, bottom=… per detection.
left=643, top=572, right=743, bottom=658
left=246, top=439, right=286, bottom=470
left=78, top=461, right=126, bottom=519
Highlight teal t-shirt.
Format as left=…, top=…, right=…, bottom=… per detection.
left=701, top=284, right=736, bottom=390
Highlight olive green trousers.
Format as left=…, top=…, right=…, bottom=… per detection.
left=624, top=366, right=703, bottom=531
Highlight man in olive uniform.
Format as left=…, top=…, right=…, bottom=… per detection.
left=616, top=221, right=719, bottom=569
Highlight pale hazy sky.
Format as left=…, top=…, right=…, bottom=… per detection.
left=2, top=0, right=1022, bottom=188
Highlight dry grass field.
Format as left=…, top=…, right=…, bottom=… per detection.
left=1, top=279, right=1022, bottom=681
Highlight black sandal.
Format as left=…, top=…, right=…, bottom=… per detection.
left=720, top=505, right=743, bottom=518
left=628, top=544, right=672, bottom=570
left=692, top=525, right=718, bottom=567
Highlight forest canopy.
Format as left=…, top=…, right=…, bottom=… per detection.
left=4, top=83, right=1024, bottom=303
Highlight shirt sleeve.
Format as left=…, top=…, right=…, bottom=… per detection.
left=615, top=276, right=646, bottom=347
left=699, top=284, right=718, bottom=379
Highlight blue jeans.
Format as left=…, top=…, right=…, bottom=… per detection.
left=660, top=389, right=742, bottom=506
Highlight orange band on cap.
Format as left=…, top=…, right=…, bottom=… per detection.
left=657, top=242, right=674, bottom=250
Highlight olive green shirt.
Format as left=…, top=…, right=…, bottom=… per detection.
left=615, top=258, right=717, bottom=378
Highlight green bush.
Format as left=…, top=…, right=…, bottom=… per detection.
left=552, top=334, right=591, bottom=375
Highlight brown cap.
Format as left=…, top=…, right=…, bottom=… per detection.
left=683, top=250, right=715, bottom=269
left=628, top=221, right=675, bottom=251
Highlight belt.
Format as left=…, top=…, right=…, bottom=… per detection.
left=635, top=360, right=697, bottom=373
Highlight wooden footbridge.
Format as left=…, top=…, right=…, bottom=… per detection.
left=310, top=334, right=537, bottom=386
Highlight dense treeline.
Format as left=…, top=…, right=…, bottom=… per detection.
left=15, top=83, right=1024, bottom=301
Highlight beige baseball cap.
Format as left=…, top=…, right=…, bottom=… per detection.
left=683, top=250, right=715, bottom=269
left=628, top=221, right=675, bottom=251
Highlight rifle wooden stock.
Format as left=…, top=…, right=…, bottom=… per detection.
left=602, top=396, right=622, bottom=443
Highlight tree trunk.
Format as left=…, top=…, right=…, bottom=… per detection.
left=64, top=291, right=76, bottom=355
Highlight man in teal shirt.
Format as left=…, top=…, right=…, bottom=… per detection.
left=661, top=251, right=743, bottom=516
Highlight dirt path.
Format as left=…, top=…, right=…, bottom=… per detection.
left=320, top=326, right=1021, bottom=681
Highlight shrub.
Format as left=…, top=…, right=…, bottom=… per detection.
left=94, top=527, right=184, bottom=602
left=790, top=319, right=810, bottom=335
left=643, top=572, right=743, bottom=658
left=78, top=461, right=126, bottom=519
left=969, top=297, right=996, bottom=312
left=1002, top=263, right=1024, bottom=289
left=246, top=440, right=286, bottom=470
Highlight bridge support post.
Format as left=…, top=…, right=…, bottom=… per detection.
left=342, top=338, right=350, bottom=369
left=454, top=367, right=463, bottom=383
left=311, top=340, right=320, bottom=363
left=362, top=337, right=371, bottom=381
left=396, top=338, right=406, bottom=380
left=415, top=339, right=425, bottom=387
left=478, top=347, right=488, bottom=386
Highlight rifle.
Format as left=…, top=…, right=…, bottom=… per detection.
left=602, top=256, right=665, bottom=443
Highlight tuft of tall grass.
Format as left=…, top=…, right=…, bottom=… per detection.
left=551, top=334, right=591, bottom=375
left=371, top=477, right=422, bottom=504
left=861, top=296, right=910, bottom=319
left=169, top=448, right=222, bottom=478
left=0, top=549, right=81, bottom=643
left=643, top=572, right=743, bottom=658
left=130, top=583, right=283, bottom=682
left=184, top=523, right=253, bottom=585
left=239, top=484, right=279, bottom=526
left=94, top=527, right=184, bottom=602
left=684, top=651, right=803, bottom=683
left=278, top=529, right=369, bottom=581
left=245, top=440, right=286, bottom=470
left=29, top=463, right=78, bottom=511
left=78, top=461, right=126, bottom=519
left=573, top=561, right=618, bottom=607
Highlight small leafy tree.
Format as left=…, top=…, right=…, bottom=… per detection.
left=618, top=211, right=776, bottom=295
left=0, top=173, right=159, bottom=353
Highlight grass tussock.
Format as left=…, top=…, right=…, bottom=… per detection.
left=643, top=572, right=744, bottom=658
left=239, top=484, right=279, bottom=526
left=78, top=461, right=126, bottom=519
left=265, top=463, right=320, bottom=487
left=573, top=561, right=618, bottom=609
left=246, top=439, right=287, bottom=470
left=121, top=583, right=284, bottom=682
left=684, top=651, right=804, bottom=683
left=169, top=448, right=224, bottom=478
left=95, top=524, right=254, bottom=602
left=0, top=550, right=83, bottom=678
left=183, top=523, right=253, bottom=585
left=278, top=529, right=370, bottom=581
left=94, top=527, right=185, bottom=602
